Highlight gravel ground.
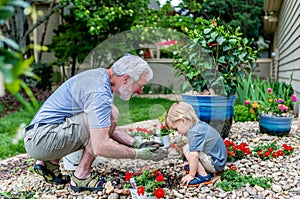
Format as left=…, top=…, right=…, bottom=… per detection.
left=1, top=119, right=300, bottom=199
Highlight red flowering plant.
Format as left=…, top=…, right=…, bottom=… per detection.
left=124, top=168, right=166, bottom=199
left=159, top=124, right=174, bottom=136
left=128, top=127, right=154, bottom=140
left=251, top=142, right=294, bottom=160
left=224, top=139, right=251, bottom=162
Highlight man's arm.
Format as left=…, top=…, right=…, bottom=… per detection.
left=89, top=127, right=136, bottom=158
left=110, top=126, right=135, bottom=147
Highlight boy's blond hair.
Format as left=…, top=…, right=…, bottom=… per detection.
left=166, top=102, right=199, bottom=126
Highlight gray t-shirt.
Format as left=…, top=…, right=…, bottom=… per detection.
left=188, top=121, right=227, bottom=171
left=31, top=68, right=113, bottom=128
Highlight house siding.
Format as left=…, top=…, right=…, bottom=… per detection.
left=275, top=0, right=300, bottom=117
left=34, top=3, right=60, bottom=62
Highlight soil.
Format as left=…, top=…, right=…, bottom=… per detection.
left=0, top=88, right=52, bottom=117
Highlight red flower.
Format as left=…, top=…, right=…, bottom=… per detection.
left=125, top=171, right=134, bottom=181
left=153, top=169, right=159, bottom=177
left=137, top=186, right=145, bottom=196
left=263, top=151, right=271, bottom=157
left=212, top=42, right=218, bottom=46
left=147, top=129, right=153, bottom=134
left=257, top=150, right=262, bottom=156
left=154, top=187, right=164, bottom=199
left=155, top=174, right=165, bottom=182
left=160, top=124, right=166, bottom=129
left=282, top=144, right=293, bottom=151
left=229, top=164, right=237, bottom=170
left=272, top=152, right=278, bottom=158
left=276, top=150, right=284, bottom=156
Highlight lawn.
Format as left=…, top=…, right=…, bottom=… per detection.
left=0, top=96, right=175, bottom=160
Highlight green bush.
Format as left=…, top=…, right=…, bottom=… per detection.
left=25, top=62, right=54, bottom=91
left=234, top=104, right=258, bottom=122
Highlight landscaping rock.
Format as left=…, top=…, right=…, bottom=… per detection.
left=1, top=119, right=300, bottom=198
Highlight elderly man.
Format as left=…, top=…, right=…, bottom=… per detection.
left=24, top=54, right=167, bottom=192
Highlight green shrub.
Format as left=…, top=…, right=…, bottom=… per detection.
left=234, top=104, right=258, bottom=122
left=25, top=62, right=53, bottom=91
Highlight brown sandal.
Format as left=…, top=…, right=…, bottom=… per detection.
left=34, top=161, right=70, bottom=184
left=70, top=173, right=105, bottom=192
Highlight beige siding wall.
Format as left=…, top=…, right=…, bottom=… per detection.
left=276, top=0, right=300, bottom=117
left=34, top=4, right=60, bottom=62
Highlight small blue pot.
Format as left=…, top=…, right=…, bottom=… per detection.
left=259, top=115, right=294, bottom=136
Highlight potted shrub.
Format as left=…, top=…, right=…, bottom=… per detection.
left=172, top=18, right=259, bottom=138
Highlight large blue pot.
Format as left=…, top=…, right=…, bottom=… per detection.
left=182, top=95, right=236, bottom=138
left=259, top=115, right=294, bottom=136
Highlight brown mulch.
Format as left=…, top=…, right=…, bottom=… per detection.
left=0, top=88, right=52, bottom=117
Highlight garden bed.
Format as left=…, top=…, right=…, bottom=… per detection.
left=1, top=120, right=300, bottom=199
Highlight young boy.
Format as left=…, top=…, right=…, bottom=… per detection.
left=165, top=102, right=227, bottom=187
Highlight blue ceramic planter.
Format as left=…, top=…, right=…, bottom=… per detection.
left=182, top=95, right=236, bottom=138
left=259, top=115, right=294, bottom=136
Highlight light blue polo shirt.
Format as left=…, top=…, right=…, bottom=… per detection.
left=188, top=121, right=227, bottom=171
left=31, top=68, right=113, bottom=128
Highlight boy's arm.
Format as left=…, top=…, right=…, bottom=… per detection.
left=188, top=151, right=200, bottom=178
left=181, top=151, right=199, bottom=185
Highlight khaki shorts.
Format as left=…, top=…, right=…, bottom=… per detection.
left=24, top=113, right=89, bottom=161
left=183, top=144, right=217, bottom=173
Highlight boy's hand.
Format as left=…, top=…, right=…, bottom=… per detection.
left=181, top=174, right=194, bottom=186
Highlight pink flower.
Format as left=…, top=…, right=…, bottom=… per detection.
left=291, top=94, right=298, bottom=102
left=277, top=98, right=283, bottom=103
left=267, top=88, right=272, bottom=93
left=244, top=100, right=251, bottom=106
left=278, top=104, right=288, bottom=112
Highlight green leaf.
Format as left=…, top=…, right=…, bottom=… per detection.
left=242, top=38, right=249, bottom=45
left=223, top=45, right=232, bottom=51
left=0, top=37, right=20, bottom=50
left=8, top=0, right=29, bottom=8
left=217, top=36, right=226, bottom=45
left=211, top=32, right=218, bottom=40
left=229, top=39, right=237, bottom=46
left=217, top=56, right=226, bottom=64
left=0, top=0, right=9, bottom=6
left=238, top=52, right=247, bottom=60
left=0, top=6, right=15, bottom=22
left=204, top=28, right=211, bottom=34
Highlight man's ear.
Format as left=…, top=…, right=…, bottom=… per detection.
left=122, top=74, right=131, bottom=84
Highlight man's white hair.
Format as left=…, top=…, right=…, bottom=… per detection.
left=111, top=54, right=153, bottom=82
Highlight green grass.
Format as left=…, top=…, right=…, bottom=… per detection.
left=0, top=97, right=175, bottom=160
left=0, top=109, right=34, bottom=160
left=115, top=96, right=176, bottom=126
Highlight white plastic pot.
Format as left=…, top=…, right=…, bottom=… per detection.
left=62, top=149, right=99, bottom=170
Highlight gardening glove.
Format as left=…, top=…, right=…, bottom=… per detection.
left=134, top=147, right=168, bottom=161
left=133, top=140, right=163, bottom=149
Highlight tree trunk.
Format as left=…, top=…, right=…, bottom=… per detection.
left=71, top=55, right=77, bottom=77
